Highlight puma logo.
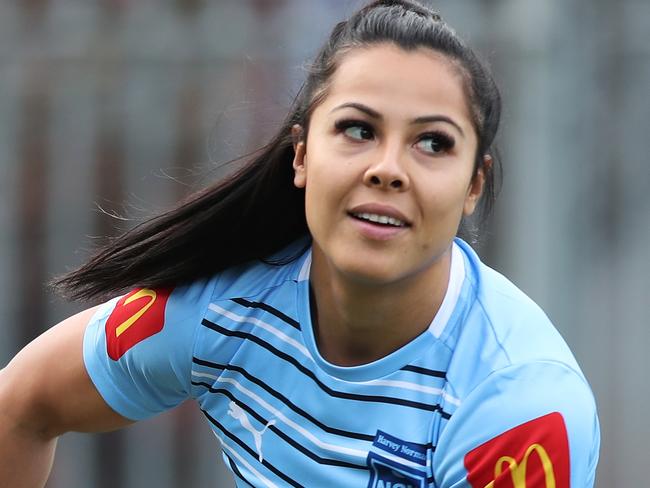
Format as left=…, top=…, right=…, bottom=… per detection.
left=228, top=401, right=276, bottom=462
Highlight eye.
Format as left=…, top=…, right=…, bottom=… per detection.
left=334, top=119, right=374, bottom=141
left=415, top=131, right=455, bottom=155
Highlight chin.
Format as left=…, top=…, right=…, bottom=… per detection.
left=312, top=238, right=442, bottom=288
left=332, top=253, right=411, bottom=287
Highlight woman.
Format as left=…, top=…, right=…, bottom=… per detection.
left=0, top=1, right=599, bottom=487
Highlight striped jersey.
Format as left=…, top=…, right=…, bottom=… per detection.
left=83, top=238, right=600, bottom=487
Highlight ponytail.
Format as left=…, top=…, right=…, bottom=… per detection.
left=51, top=120, right=308, bottom=301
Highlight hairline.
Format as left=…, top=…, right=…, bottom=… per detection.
left=300, top=41, right=485, bottom=162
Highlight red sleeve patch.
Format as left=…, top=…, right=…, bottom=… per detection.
left=463, top=412, right=570, bottom=488
left=105, top=288, right=173, bottom=360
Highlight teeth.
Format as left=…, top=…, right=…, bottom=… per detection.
left=354, top=212, right=406, bottom=227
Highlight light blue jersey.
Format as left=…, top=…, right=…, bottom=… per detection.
left=84, top=239, right=600, bottom=487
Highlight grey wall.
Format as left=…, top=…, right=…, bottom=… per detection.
left=0, top=1, right=648, bottom=486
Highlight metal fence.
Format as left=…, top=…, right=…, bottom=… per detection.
left=0, top=1, right=648, bottom=486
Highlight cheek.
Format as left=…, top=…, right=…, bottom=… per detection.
left=421, top=173, right=472, bottom=210
left=304, top=150, right=352, bottom=197
left=302, top=162, right=335, bottom=217
left=415, top=177, right=473, bottom=240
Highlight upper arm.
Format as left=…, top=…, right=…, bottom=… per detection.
left=82, top=286, right=202, bottom=420
left=0, top=306, right=133, bottom=439
left=0, top=280, right=215, bottom=439
left=433, top=362, right=600, bottom=488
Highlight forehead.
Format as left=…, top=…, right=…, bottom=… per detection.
left=321, top=43, right=472, bottom=125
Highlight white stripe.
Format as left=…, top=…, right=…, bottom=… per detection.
left=441, top=391, right=462, bottom=407
left=441, top=390, right=461, bottom=407
left=192, top=371, right=219, bottom=380
left=357, top=379, right=441, bottom=395
left=209, top=303, right=312, bottom=359
left=369, top=448, right=426, bottom=471
left=194, top=368, right=459, bottom=409
left=193, top=371, right=368, bottom=459
left=213, top=432, right=278, bottom=488
left=357, top=379, right=461, bottom=406
left=429, top=243, right=465, bottom=338
left=298, top=251, right=311, bottom=281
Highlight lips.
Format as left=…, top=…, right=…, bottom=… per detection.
left=348, top=203, right=412, bottom=228
left=352, top=212, right=407, bottom=227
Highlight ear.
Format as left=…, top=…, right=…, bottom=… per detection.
left=463, top=154, right=492, bottom=216
left=292, top=124, right=307, bottom=189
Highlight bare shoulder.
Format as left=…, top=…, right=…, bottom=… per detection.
left=0, top=306, right=133, bottom=439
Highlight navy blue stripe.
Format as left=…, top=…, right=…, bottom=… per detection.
left=230, top=297, right=301, bottom=330
left=193, top=383, right=366, bottom=470
left=200, top=319, right=452, bottom=416
left=193, top=356, right=225, bottom=371
left=400, top=364, right=446, bottom=379
left=192, top=357, right=375, bottom=442
left=224, top=453, right=255, bottom=488
left=201, top=409, right=304, bottom=488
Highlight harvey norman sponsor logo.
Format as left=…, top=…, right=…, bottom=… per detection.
left=366, top=431, right=428, bottom=488
left=373, top=430, right=428, bottom=466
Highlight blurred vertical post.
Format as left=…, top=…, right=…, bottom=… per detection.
left=91, top=1, right=128, bottom=486
left=16, top=6, right=51, bottom=347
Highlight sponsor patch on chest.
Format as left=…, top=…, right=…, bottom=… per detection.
left=366, top=430, right=428, bottom=488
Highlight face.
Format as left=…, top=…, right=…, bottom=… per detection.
left=293, top=43, right=485, bottom=287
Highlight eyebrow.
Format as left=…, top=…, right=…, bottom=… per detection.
left=331, top=102, right=465, bottom=137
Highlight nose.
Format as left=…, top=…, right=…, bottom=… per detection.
left=362, top=143, right=410, bottom=191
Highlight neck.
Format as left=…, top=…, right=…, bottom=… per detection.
left=309, top=244, right=452, bottom=366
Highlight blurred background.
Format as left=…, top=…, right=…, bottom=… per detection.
left=0, top=0, right=648, bottom=486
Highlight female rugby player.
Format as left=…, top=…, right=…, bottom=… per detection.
left=0, top=1, right=600, bottom=486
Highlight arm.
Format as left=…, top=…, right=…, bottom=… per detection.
left=0, top=281, right=214, bottom=487
left=0, top=307, right=133, bottom=488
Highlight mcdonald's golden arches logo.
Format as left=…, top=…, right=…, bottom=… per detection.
left=489, top=443, right=556, bottom=488
left=464, top=412, right=569, bottom=488
left=105, top=287, right=173, bottom=360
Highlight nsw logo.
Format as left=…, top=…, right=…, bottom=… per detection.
left=366, top=431, right=428, bottom=488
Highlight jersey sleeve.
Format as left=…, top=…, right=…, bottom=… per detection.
left=433, top=361, right=600, bottom=488
left=83, top=279, right=216, bottom=421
